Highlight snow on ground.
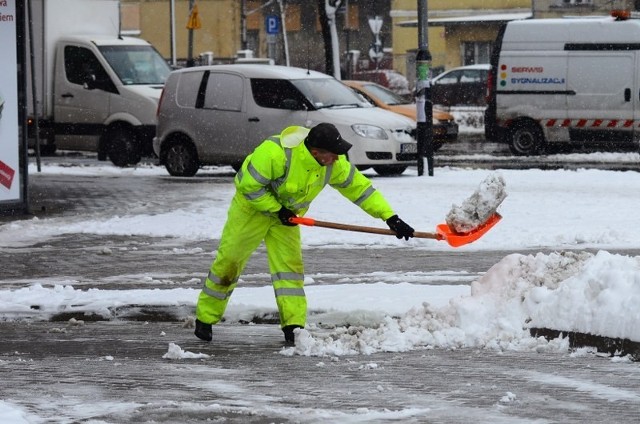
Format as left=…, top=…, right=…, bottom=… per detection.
left=2, top=157, right=640, bottom=362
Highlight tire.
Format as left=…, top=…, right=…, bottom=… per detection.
left=106, top=128, right=141, bottom=167
left=164, top=139, right=199, bottom=177
left=509, top=121, right=545, bottom=156
left=372, top=165, right=408, bottom=176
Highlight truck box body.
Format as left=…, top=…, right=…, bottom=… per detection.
left=485, top=15, right=640, bottom=155
left=27, top=0, right=171, bottom=165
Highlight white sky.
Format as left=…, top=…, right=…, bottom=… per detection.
left=2, top=155, right=640, bottom=421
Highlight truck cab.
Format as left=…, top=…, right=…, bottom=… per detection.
left=32, top=36, right=171, bottom=166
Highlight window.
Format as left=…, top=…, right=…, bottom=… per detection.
left=251, top=78, right=306, bottom=110
left=176, top=71, right=204, bottom=107
left=64, top=46, right=114, bottom=92
left=462, top=42, right=492, bottom=66
left=203, top=73, right=243, bottom=111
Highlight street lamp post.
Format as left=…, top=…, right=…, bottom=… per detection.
left=415, top=0, right=433, bottom=176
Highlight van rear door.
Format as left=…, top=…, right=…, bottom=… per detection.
left=566, top=49, right=635, bottom=143
left=195, top=71, right=248, bottom=163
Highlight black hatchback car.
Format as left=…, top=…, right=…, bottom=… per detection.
left=430, top=64, right=490, bottom=107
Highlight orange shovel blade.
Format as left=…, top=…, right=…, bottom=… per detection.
left=436, top=213, right=502, bottom=248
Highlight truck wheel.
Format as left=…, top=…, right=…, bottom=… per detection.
left=164, top=140, right=199, bottom=177
left=373, top=165, right=408, bottom=176
left=509, top=121, right=545, bottom=156
left=107, top=128, right=141, bottom=167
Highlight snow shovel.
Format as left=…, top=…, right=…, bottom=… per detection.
left=289, top=213, right=501, bottom=248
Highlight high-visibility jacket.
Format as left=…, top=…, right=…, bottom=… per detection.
left=235, top=125, right=396, bottom=220
left=196, top=126, right=396, bottom=329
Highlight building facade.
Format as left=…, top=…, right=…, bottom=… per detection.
left=120, top=0, right=394, bottom=77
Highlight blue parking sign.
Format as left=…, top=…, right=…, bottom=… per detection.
left=266, top=15, right=280, bottom=34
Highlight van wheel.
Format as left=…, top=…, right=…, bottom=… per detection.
left=107, top=128, right=141, bottom=167
left=373, top=165, right=408, bottom=176
left=509, top=122, right=545, bottom=156
left=164, top=140, right=199, bottom=177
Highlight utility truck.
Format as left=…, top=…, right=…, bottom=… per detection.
left=27, top=0, right=172, bottom=166
left=485, top=11, right=640, bottom=155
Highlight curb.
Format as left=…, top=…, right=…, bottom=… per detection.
left=531, top=328, right=640, bottom=361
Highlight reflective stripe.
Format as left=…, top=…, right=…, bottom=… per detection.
left=272, top=271, right=304, bottom=282
left=335, top=164, right=356, bottom=188
left=268, top=136, right=281, bottom=145
left=354, top=186, right=376, bottom=206
left=236, top=168, right=244, bottom=181
left=243, top=186, right=268, bottom=201
left=323, top=164, right=333, bottom=186
left=247, top=162, right=271, bottom=185
left=206, top=270, right=238, bottom=286
left=289, top=200, right=311, bottom=210
left=270, top=148, right=292, bottom=193
left=274, top=287, right=306, bottom=297
left=202, top=284, right=233, bottom=300
left=201, top=272, right=236, bottom=300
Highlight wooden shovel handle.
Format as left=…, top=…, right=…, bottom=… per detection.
left=290, top=217, right=442, bottom=240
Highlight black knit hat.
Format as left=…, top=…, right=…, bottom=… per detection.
left=306, top=123, right=352, bottom=155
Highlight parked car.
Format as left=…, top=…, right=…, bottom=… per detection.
left=430, top=64, right=490, bottom=107
left=154, top=65, right=417, bottom=177
left=343, top=80, right=458, bottom=152
left=350, top=69, right=411, bottom=97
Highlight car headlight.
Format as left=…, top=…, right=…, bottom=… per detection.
left=351, top=124, right=388, bottom=140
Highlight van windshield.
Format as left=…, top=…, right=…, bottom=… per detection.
left=291, top=78, right=372, bottom=110
left=99, top=45, right=172, bottom=85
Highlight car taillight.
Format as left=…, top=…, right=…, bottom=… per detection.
left=157, top=88, right=166, bottom=117
left=485, top=70, right=495, bottom=103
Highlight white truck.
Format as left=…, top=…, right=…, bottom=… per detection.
left=27, top=0, right=172, bottom=166
left=485, top=11, right=640, bottom=155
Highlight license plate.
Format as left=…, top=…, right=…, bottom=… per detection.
left=401, top=143, right=417, bottom=154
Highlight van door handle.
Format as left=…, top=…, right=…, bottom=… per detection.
left=248, top=117, right=260, bottom=122
left=624, top=88, right=631, bottom=102
left=61, top=93, right=74, bottom=98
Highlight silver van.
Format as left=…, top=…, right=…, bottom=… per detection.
left=153, top=65, right=417, bottom=177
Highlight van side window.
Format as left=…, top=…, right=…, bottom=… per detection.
left=176, top=71, right=205, bottom=107
left=64, top=46, right=116, bottom=93
left=203, top=73, right=243, bottom=111
left=251, top=78, right=305, bottom=110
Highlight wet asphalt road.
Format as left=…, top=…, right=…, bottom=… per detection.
left=2, top=145, right=640, bottom=422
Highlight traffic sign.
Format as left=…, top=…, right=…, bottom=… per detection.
left=266, top=15, right=280, bottom=34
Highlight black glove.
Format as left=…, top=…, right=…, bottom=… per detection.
left=278, top=207, right=298, bottom=226
left=386, top=215, right=414, bottom=240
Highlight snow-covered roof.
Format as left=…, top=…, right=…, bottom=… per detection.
left=397, top=12, right=533, bottom=27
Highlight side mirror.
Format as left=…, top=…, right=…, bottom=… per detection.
left=83, top=74, right=97, bottom=90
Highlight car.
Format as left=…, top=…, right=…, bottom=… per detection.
left=343, top=80, right=458, bottom=152
left=350, top=69, right=411, bottom=97
left=154, top=65, right=418, bottom=177
left=430, top=64, right=490, bottom=107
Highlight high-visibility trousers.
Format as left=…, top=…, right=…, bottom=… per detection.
left=195, top=194, right=306, bottom=328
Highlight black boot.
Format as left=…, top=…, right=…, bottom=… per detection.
left=194, top=319, right=212, bottom=341
left=282, top=325, right=303, bottom=344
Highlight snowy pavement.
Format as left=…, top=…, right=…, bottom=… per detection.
left=3, top=155, right=640, bottom=422
left=3, top=321, right=640, bottom=424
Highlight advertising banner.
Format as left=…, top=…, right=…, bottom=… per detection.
left=0, top=0, right=21, bottom=205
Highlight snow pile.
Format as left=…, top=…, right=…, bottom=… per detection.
left=282, top=250, right=639, bottom=356
left=162, top=342, right=210, bottom=360
left=446, top=172, right=507, bottom=233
